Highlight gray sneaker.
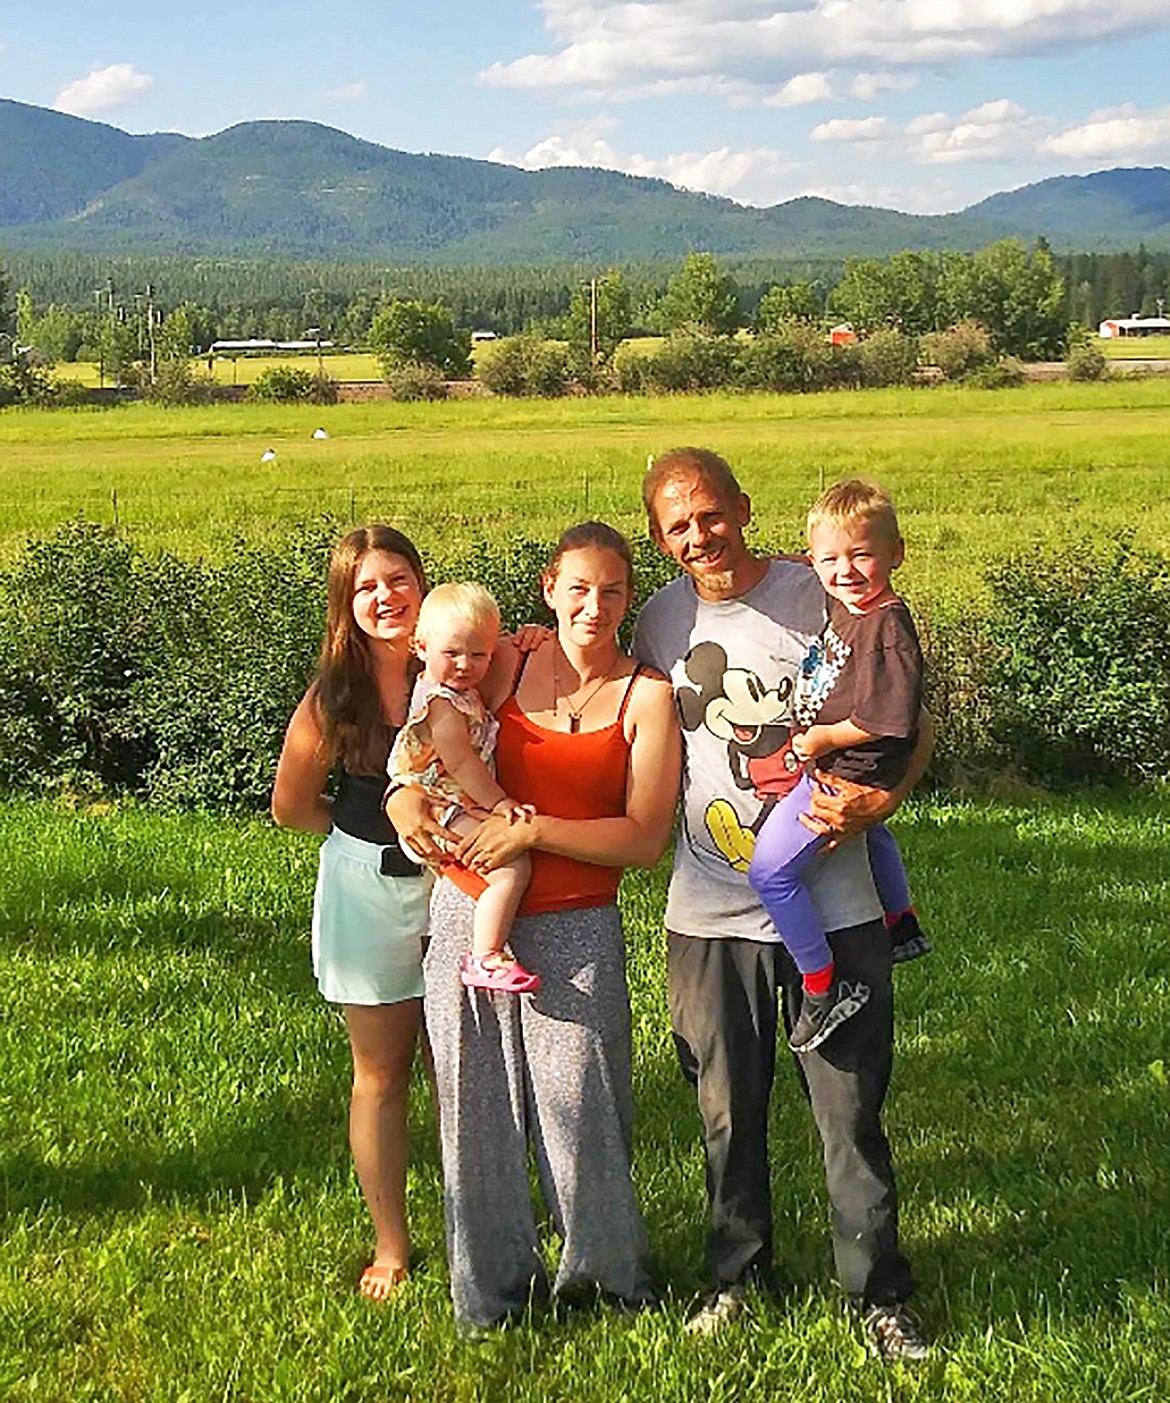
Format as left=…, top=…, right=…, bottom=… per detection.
left=684, top=1285, right=746, bottom=1336
left=862, top=1304, right=930, bottom=1362
left=888, top=911, right=934, bottom=964
left=789, top=979, right=870, bottom=1053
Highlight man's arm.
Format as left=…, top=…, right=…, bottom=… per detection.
left=799, top=708, right=934, bottom=842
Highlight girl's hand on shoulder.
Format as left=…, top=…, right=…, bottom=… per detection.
left=511, top=624, right=553, bottom=653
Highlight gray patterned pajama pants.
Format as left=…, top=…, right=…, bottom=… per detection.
left=423, top=880, right=655, bottom=1327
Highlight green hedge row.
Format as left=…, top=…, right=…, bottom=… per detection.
left=2, top=523, right=1167, bottom=808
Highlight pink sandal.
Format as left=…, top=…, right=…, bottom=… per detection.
left=460, top=952, right=541, bottom=994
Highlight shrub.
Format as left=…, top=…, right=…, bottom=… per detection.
left=921, top=320, right=993, bottom=381
left=1066, top=338, right=1107, bottom=383
left=383, top=361, right=448, bottom=401
left=983, top=535, right=1170, bottom=786
left=247, top=366, right=338, bottom=403
left=0, top=524, right=154, bottom=793
left=736, top=322, right=831, bottom=392
left=0, top=354, right=57, bottom=407
left=48, top=378, right=92, bottom=408
left=915, top=600, right=1006, bottom=789
left=964, top=356, right=1026, bottom=389
left=856, top=328, right=920, bottom=388
left=476, top=335, right=573, bottom=397
left=612, top=341, right=655, bottom=393
left=5, top=524, right=1166, bottom=806
left=132, top=533, right=333, bottom=808
left=137, top=359, right=216, bottom=406
left=641, top=332, right=738, bottom=392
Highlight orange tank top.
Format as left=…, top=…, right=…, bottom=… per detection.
left=445, top=666, right=641, bottom=915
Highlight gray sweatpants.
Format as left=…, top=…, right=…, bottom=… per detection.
left=424, top=880, right=655, bottom=1327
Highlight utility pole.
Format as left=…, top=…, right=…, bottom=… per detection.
left=93, top=289, right=105, bottom=388
left=145, top=284, right=157, bottom=386
left=306, top=326, right=324, bottom=379
left=105, top=278, right=118, bottom=388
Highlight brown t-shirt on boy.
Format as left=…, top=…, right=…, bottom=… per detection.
left=793, top=595, right=922, bottom=790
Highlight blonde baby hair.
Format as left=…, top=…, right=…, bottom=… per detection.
left=415, top=581, right=501, bottom=645
left=807, top=478, right=901, bottom=546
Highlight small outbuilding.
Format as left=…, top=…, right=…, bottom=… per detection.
left=1098, top=316, right=1170, bottom=338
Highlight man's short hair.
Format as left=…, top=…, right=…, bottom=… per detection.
left=642, top=447, right=743, bottom=528
left=807, top=478, right=901, bottom=545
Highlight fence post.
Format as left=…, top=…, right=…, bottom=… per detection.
left=111, top=488, right=119, bottom=528
left=349, top=484, right=356, bottom=522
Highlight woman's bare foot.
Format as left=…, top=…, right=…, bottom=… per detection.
left=358, top=1260, right=409, bottom=1302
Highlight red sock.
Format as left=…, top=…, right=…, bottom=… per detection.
left=884, top=906, right=915, bottom=930
left=804, top=962, right=834, bottom=995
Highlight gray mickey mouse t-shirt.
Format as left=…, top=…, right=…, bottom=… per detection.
left=634, top=559, right=882, bottom=943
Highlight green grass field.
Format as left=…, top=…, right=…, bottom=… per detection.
left=3, top=378, right=1169, bottom=1397
left=4, top=379, right=1170, bottom=609
left=1100, top=334, right=1170, bottom=360
left=61, top=353, right=385, bottom=389
left=2, top=793, right=1167, bottom=1400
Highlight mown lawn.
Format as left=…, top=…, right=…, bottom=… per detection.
left=3, top=379, right=1170, bottom=610
left=1101, top=334, right=1170, bottom=360
left=1, top=794, right=1167, bottom=1401
left=58, top=353, right=384, bottom=389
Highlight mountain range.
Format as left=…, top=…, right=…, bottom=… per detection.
left=3, top=98, right=1170, bottom=263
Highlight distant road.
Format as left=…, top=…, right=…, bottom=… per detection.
left=1028, top=359, right=1170, bottom=380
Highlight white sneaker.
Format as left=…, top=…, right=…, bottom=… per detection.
left=684, top=1285, right=746, bottom=1336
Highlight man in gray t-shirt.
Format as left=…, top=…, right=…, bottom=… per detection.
left=633, top=447, right=930, bottom=1361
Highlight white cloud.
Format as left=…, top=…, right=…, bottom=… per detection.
left=1042, top=102, right=1170, bottom=159
left=909, top=98, right=1041, bottom=164
left=487, top=120, right=799, bottom=202
left=761, top=71, right=833, bottom=107
left=479, top=1, right=1170, bottom=103
left=327, top=79, right=368, bottom=101
left=848, top=70, right=916, bottom=101
left=54, top=62, right=154, bottom=116
left=814, top=97, right=1048, bottom=165
left=811, top=115, right=891, bottom=142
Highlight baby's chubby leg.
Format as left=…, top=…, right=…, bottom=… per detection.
left=446, top=812, right=532, bottom=960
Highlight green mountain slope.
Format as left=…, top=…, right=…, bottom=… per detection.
left=0, top=99, right=188, bottom=225
left=0, top=116, right=1007, bottom=261
left=967, top=168, right=1170, bottom=245
left=1, top=101, right=1168, bottom=261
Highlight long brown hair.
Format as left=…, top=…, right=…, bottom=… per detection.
left=315, top=525, right=426, bottom=773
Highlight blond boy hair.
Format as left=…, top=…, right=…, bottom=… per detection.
left=415, top=581, right=500, bottom=643
left=807, top=478, right=901, bottom=546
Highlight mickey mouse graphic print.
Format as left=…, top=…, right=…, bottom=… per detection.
left=634, top=559, right=882, bottom=944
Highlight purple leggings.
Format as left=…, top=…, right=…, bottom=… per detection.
left=747, top=771, right=911, bottom=975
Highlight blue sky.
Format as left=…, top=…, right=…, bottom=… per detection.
left=4, top=2, right=1170, bottom=213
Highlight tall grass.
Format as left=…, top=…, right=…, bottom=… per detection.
left=4, top=381, right=1170, bottom=609
left=2, top=794, right=1167, bottom=1400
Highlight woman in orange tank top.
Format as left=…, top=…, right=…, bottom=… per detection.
left=389, top=522, right=681, bottom=1331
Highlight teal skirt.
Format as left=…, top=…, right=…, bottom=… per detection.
left=311, top=827, right=431, bottom=1005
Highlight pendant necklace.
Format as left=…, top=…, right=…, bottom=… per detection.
left=555, top=649, right=615, bottom=733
